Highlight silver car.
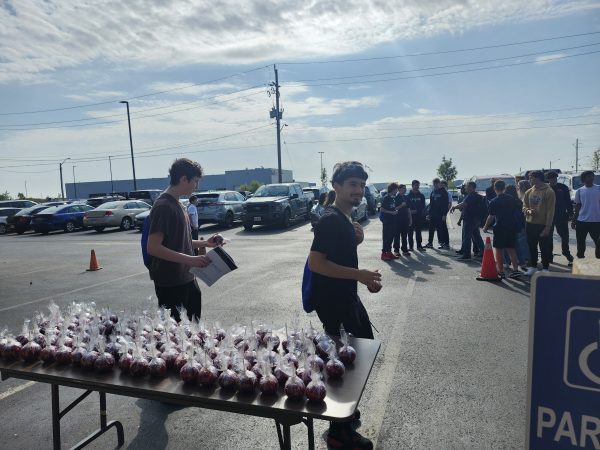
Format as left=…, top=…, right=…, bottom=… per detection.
left=83, top=200, right=151, bottom=232
left=195, top=191, right=246, bottom=228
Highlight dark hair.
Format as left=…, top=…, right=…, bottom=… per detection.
left=169, top=158, right=203, bottom=186
left=505, top=185, right=518, bottom=199
left=546, top=171, right=558, bottom=179
left=398, top=184, right=406, bottom=191
left=412, top=180, right=420, bottom=186
left=324, top=190, right=336, bottom=206
left=331, top=161, right=368, bottom=185
left=432, top=178, right=441, bottom=184
left=518, top=179, right=531, bottom=193
left=441, top=180, right=448, bottom=186
left=529, top=171, right=544, bottom=181
left=189, top=195, right=197, bottom=203
left=581, top=170, right=595, bottom=180
left=387, top=182, right=399, bottom=193
left=467, top=181, right=477, bottom=189
left=318, top=192, right=327, bottom=205
left=494, top=180, right=506, bottom=191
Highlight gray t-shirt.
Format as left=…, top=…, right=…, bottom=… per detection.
left=148, top=192, right=194, bottom=287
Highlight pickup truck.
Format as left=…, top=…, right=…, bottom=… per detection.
left=241, top=183, right=312, bottom=230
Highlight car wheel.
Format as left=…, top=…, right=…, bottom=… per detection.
left=17, top=230, right=24, bottom=235
left=0, top=224, right=6, bottom=234
left=94, top=227, right=105, bottom=233
left=120, top=217, right=132, bottom=231
left=221, top=211, right=234, bottom=228
left=281, top=209, right=291, bottom=228
left=42, top=230, right=49, bottom=235
left=64, top=221, right=75, bottom=233
left=243, top=223, right=253, bottom=231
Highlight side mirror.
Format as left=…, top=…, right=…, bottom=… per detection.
left=291, top=193, right=299, bottom=199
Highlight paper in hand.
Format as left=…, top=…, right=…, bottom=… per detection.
left=189, top=246, right=237, bottom=286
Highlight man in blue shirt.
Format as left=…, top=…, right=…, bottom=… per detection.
left=451, top=181, right=484, bottom=260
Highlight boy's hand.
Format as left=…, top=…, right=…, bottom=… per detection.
left=206, top=234, right=224, bottom=247
left=189, top=255, right=211, bottom=267
left=353, top=222, right=364, bottom=244
left=357, top=269, right=382, bottom=286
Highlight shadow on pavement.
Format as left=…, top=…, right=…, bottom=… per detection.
left=126, top=399, right=186, bottom=449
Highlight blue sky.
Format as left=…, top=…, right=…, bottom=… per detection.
left=1, top=0, right=599, bottom=197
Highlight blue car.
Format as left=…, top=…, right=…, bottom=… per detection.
left=31, top=203, right=94, bottom=234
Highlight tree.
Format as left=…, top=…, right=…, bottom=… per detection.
left=239, top=180, right=263, bottom=193
left=592, top=147, right=600, bottom=171
left=320, top=167, right=328, bottom=186
left=437, top=156, right=458, bottom=187
left=17, top=192, right=25, bottom=199
left=0, top=191, right=11, bottom=201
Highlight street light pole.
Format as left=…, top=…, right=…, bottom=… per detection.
left=119, top=101, right=137, bottom=190
left=108, top=156, right=114, bottom=194
left=72, top=165, right=77, bottom=199
left=59, top=157, right=71, bottom=200
left=318, top=152, right=324, bottom=185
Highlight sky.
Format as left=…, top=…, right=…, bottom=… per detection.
left=1, top=0, right=599, bottom=198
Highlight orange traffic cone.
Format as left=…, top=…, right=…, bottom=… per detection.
left=476, top=236, right=500, bottom=281
left=86, top=249, right=102, bottom=271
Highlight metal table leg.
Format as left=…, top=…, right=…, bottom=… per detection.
left=302, top=417, right=315, bottom=450
left=51, top=384, right=61, bottom=450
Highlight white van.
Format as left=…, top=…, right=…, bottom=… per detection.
left=464, top=174, right=516, bottom=196
left=557, top=171, right=600, bottom=203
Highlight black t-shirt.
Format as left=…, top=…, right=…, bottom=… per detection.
left=489, top=193, right=518, bottom=231
left=463, top=192, right=479, bottom=221
left=394, top=194, right=410, bottom=223
left=406, top=191, right=426, bottom=213
left=381, top=194, right=396, bottom=212
left=310, top=207, right=358, bottom=302
left=430, top=188, right=449, bottom=215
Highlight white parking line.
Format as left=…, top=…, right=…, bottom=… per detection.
left=362, top=275, right=416, bottom=448
left=0, top=271, right=147, bottom=313
left=0, top=381, right=35, bottom=401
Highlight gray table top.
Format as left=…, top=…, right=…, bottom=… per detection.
left=0, top=337, right=380, bottom=422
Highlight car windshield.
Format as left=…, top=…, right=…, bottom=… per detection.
left=16, top=206, right=45, bottom=216
left=38, top=206, right=58, bottom=214
left=196, top=194, right=219, bottom=203
left=475, top=177, right=515, bottom=190
left=97, top=201, right=122, bottom=210
left=253, top=185, right=290, bottom=197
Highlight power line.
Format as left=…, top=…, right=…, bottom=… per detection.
left=279, top=31, right=600, bottom=65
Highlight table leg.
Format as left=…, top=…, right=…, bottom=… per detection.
left=305, top=418, right=314, bottom=450
left=51, top=384, right=61, bottom=450
left=274, top=420, right=292, bottom=450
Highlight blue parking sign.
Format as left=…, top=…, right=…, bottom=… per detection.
left=527, top=273, right=600, bottom=450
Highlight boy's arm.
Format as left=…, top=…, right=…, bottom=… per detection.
left=148, top=232, right=211, bottom=267
left=308, top=251, right=381, bottom=286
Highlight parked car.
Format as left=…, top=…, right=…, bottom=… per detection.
left=557, top=171, right=600, bottom=203
left=87, top=195, right=126, bottom=208
left=238, top=190, right=252, bottom=199
left=0, top=200, right=37, bottom=208
left=303, top=186, right=329, bottom=205
left=129, top=189, right=162, bottom=205
left=351, top=196, right=369, bottom=222
left=364, top=183, right=382, bottom=215
left=31, top=204, right=94, bottom=234
left=8, top=203, right=68, bottom=234
left=192, top=191, right=246, bottom=228
left=463, top=174, right=516, bottom=196
left=83, top=200, right=151, bottom=232
left=0, top=207, right=22, bottom=234
left=135, top=209, right=150, bottom=230
left=241, top=183, right=312, bottom=230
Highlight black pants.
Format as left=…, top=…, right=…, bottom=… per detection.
left=428, top=214, right=449, bottom=246
left=575, top=221, right=600, bottom=258
left=191, top=228, right=199, bottom=255
left=381, top=217, right=395, bottom=252
left=551, top=217, right=572, bottom=258
left=154, top=279, right=202, bottom=322
left=408, top=215, right=423, bottom=248
left=526, top=223, right=553, bottom=269
left=394, top=220, right=409, bottom=252
left=314, top=294, right=374, bottom=340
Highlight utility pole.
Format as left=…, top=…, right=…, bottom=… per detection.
left=120, top=101, right=137, bottom=190
left=269, top=65, right=283, bottom=183
left=72, top=165, right=77, bottom=199
left=575, top=138, right=579, bottom=172
left=24, top=180, right=28, bottom=198
left=318, top=152, right=324, bottom=185
left=59, top=157, right=71, bottom=200
left=108, top=156, right=114, bottom=193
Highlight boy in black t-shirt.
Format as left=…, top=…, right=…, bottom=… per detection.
left=380, top=182, right=400, bottom=261
left=309, top=161, right=381, bottom=450
left=407, top=180, right=427, bottom=251
left=393, top=184, right=412, bottom=256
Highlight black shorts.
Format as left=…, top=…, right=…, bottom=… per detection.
left=154, top=279, right=202, bottom=322
left=313, top=292, right=374, bottom=339
left=493, top=228, right=516, bottom=249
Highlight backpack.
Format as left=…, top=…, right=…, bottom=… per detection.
left=301, top=258, right=314, bottom=313
left=141, top=215, right=153, bottom=269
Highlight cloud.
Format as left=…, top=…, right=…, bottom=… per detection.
left=144, top=82, right=242, bottom=96
left=64, top=90, right=126, bottom=102
left=1, top=0, right=598, bottom=83
left=534, top=53, right=568, bottom=64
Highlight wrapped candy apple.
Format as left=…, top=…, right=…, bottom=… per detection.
left=306, top=342, right=325, bottom=372
left=130, top=341, right=149, bottom=377
left=274, top=359, right=295, bottom=385
left=259, top=362, right=278, bottom=395
left=20, top=330, right=41, bottom=362
left=159, top=338, right=179, bottom=370
left=41, top=343, right=57, bottom=363
left=338, top=326, right=356, bottom=366
left=3, top=337, right=22, bottom=360
left=218, top=364, right=240, bottom=391
left=305, top=371, right=327, bottom=402
left=325, top=347, right=345, bottom=380
left=180, top=347, right=200, bottom=384
left=197, top=352, right=218, bottom=387
left=284, top=373, right=306, bottom=401
left=105, top=337, right=121, bottom=362
left=94, top=340, right=115, bottom=372
left=238, top=368, right=258, bottom=394
left=54, top=336, right=73, bottom=365
left=148, top=348, right=167, bottom=378
left=70, top=337, right=85, bottom=366
left=80, top=349, right=98, bottom=371
left=118, top=341, right=133, bottom=373
left=315, top=335, right=334, bottom=360
left=16, top=320, right=31, bottom=345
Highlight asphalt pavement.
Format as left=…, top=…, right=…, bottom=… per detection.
left=0, top=216, right=579, bottom=449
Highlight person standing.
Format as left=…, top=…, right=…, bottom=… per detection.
left=502, top=184, right=528, bottom=269
left=483, top=180, right=523, bottom=278
left=485, top=178, right=498, bottom=202
left=407, top=180, right=426, bottom=251
left=425, top=178, right=450, bottom=249
left=187, top=195, right=199, bottom=241
left=380, top=182, right=399, bottom=261
left=147, top=158, right=222, bottom=322
left=546, top=171, right=574, bottom=266
left=523, top=171, right=555, bottom=275
left=571, top=170, right=600, bottom=260
left=308, top=161, right=381, bottom=450
left=393, top=184, right=412, bottom=256
left=451, top=181, right=484, bottom=260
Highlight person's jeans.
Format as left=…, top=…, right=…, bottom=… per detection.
left=429, top=214, right=449, bottom=245
left=382, top=216, right=395, bottom=252
left=408, top=215, right=423, bottom=248
left=551, top=217, right=572, bottom=257
left=394, top=220, right=409, bottom=252
left=575, top=220, right=600, bottom=258
left=461, top=219, right=483, bottom=258
left=526, top=223, right=553, bottom=269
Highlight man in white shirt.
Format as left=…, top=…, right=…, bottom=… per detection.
left=571, top=171, right=600, bottom=259
left=187, top=195, right=199, bottom=241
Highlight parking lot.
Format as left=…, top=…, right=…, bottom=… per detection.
left=0, top=217, right=574, bottom=449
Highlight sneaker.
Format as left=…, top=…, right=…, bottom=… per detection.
left=409, top=247, right=414, bottom=251
left=326, top=426, right=373, bottom=450
left=542, top=268, right=550, bottom=272
left=474, top=253, right=483, bottom=258
left=497, top=272, right=506, bottom=279
left=392, top=252, right=401, bottom=259
left=424, top=243, right=433, bottom=249
left=438, top=244, right=450, bottom=250
left=381, top=252, right=394, bottom=261
left=524, top=267, right=537, bottom=276
left=564, top=253, right=574, bottom=263
left=455, top=250, right=463, bottom=255
left=509, top=270, right=523, bottom=279
left=402, top=251, right=411, bottom=256
left=520, top=265, right=529, bottom=271
left=568, top=261, right=573, bottom=267
left=457, top=256, right=471, bottom=260
left=417, top=246, right=426, bottom=252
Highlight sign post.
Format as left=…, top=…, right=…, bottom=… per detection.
left=527, top=272, right=600, bottom=450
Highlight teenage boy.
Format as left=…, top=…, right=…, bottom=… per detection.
left=451, top=181, right=484, bottom=260
left=546, top=171, right=574, bottom=266
left=483, top=180, right=522, bottom=278
left=571, top=170, right=600, bottom=259
left=147, top=158, right=222, bottom=322
left=380, top=182, right=399, bottom=261
left=425, top=178, right=450, bottom=249
left=523, top=171, right=556, bottom=275
left=485, top=178, right=497, bottom=202
left=308, top=161, right=381, bottom=450
left=407, top=180, right=426, bottom=251
left=393, top=184, right=412, bottom=256
left=188, top=195, right=199, bottom=241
